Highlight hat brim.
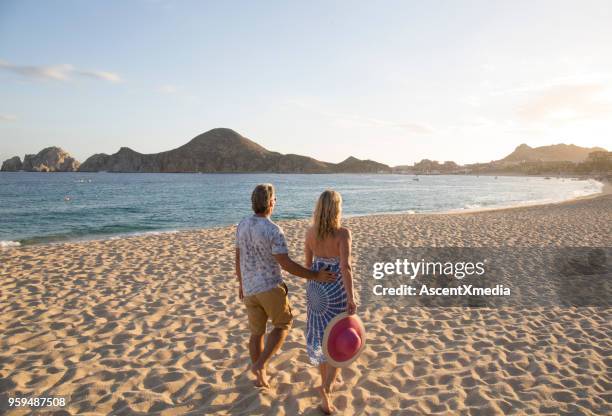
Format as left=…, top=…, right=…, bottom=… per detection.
left=322, top=312, right=366, bottom=368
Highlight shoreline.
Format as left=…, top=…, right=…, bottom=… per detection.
left=2, top=179, right=608, bottom=249
left=436, top=178, right=610, bottom=215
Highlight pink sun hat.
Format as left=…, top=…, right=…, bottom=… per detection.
left=322, top=312, right=366, bottom=367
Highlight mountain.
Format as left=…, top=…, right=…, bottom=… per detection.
left=1, top=156, right=23, bottom=171
left=1, top=147, right=80, bottom=172
left=79, top=128, right=391, bottom=173
left=6, top=133, right=603, bottom=175
left=334, top=156, right=390, bottom=173
left=23, top=147, right=80, bottom=172
left=501, top=143, right=606, bottom=164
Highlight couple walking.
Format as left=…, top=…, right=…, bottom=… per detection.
left=235, top=184, right=358, bottom=414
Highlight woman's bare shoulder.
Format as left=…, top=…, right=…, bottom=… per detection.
left=338, top=226, right=351, bottom=239
left=305, top=225, right=315, bottom=242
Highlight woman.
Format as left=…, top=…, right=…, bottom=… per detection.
left=304, top=190, right=356, bottom=414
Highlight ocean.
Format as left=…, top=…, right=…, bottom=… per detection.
left=0, top=172, right=603, bottom=246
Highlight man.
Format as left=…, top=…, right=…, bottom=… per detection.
left=235, top=183, right=336, bottom=388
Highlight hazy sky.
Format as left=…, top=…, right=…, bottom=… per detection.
left=1, top=0, right=611, bottom=166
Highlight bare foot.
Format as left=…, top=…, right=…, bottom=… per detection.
left=258, top=367, right=270, bottom=388
left=323, top=375, right=341, bottom=393
left=250, top=363, right=269, bottom=388
left=317, top=386, right=335, bottom=414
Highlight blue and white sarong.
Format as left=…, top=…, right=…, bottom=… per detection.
left=306, top=256, right=347, bottom=365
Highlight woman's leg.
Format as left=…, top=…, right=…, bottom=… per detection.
left=324, top=365, right=340, bottom=393
left=318, top=364, right=339, bottom=414
left=318, top=362, right=336, bottom=414
left=319, top=363, right=327, bottom=386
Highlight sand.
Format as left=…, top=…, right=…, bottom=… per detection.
left=1, top=193, right=611, bottom=415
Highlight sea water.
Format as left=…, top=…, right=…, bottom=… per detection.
left=0, top=172, right=602, bottom=246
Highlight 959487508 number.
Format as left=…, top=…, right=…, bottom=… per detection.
left=8, top=397, right=66, bottom=408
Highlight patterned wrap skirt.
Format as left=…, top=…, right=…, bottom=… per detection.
left=306, top=256, right=347, bottom=365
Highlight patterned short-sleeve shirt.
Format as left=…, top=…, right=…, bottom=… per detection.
left=236, top=215, right=288, bottom=296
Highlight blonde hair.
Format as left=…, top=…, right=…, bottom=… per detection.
left=252, top=183, right=275, bottom=214
left=313, top=190, right=342, bottom=240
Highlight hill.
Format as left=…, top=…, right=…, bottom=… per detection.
left=79, top=128, right=391, bottom=173
left=1, top=147, right=79, bottom=172
left=501, top=143, right=606, bottom=163
left=333, top=156, right=390, bottom=173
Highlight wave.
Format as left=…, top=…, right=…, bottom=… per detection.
left=15, top=228, right=183, bottom=247
left=571, top=179, right=603, bottom=197
left=345, top=208, right=418, bottom=218
left=13, top=223, right=165, bottom=244
left=0, top=240, right=21, bottom=248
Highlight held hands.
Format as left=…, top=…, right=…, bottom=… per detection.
left=314, top=269, right=337, bottom=283
left=347, top=298, right=357, bottom=315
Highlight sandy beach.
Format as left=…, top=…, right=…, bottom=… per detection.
left=1, top=192, right=611, bottom=415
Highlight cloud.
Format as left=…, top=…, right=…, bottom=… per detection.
left=0, top=114, right=17, bottom=121
left=158, top=84, right=179, bottom=94
left=517, top=83, right=612, bottom=123
left=490, top=73, right=612, bottom=97
left=0, top=59, right=121, bottom=83
left=75, top=69, right=122, bottom=82
left=0, top=61, right=72, bottom=80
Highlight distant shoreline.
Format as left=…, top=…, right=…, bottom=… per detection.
left=0, top=171, right=609, bottom=181
left=3, top=131, right=608, bottom=175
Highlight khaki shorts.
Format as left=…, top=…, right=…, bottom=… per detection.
left=243, top=283, right=293, bottom=335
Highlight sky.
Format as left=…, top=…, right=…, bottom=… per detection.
left=1, top=0, right=611, bottom=166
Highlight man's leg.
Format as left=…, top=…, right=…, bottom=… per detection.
left=243, top=295, right=269, bottom=387
left=249, top=334, right=264, bottom=364
left=252, top=327, right=288, bottom=371
left=251, top=284, right=292, bottom=386
left=250, top=333, right=269, bottom=387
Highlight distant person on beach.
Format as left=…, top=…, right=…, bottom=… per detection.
left=235, top=183, right=336, bottom=388
left=304, top=190, right=356, bottom=414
